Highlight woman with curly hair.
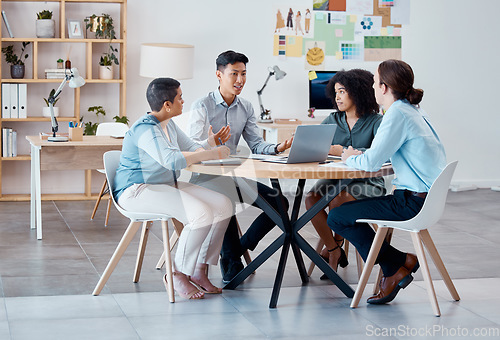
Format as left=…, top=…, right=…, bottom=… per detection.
left=305, top=69, right=386, bottom=276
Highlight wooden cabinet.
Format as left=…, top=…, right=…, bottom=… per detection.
left=0, top=0, right=127, bottom=201
left=257, top=121, right=320, bottom=143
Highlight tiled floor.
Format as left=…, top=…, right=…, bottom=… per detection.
left=0, top=188, right=499, bottom=339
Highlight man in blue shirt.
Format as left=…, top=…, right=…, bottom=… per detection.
left=328, top=60, right=447, bottom=305
left=188, top=50, right=292, bottom=283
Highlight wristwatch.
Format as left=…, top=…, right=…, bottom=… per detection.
left=274, top=143, right=282, bottom=154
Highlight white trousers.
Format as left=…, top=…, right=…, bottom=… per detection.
left=118, top=181, right=232, bottom=276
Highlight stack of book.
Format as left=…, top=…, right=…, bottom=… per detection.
left=2, top=127, right=17, bottom=157
left=45, top=69, right=69, bottom=79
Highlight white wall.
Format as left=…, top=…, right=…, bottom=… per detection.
left=125, top=0, right=500, bottom=188
left=2, top=0, right=499, bottom=194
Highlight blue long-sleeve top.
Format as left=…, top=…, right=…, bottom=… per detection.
left=346, top=100, right=447, bottom=192
left=113, top=114, right=201, bottom=200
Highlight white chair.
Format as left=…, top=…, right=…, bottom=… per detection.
left=308, top=175, right=395, bottom=279
left=350, top=161, right=460, bottom=316
left=90, top=122, right=130, bottom=226
left=92, top=150, right=176, bottom=302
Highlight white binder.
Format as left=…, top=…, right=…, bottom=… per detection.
left=18, top=84, right=27, bottom=118
left=2, top=128, right=8, bottom=157
left=11, top=130, right=17, bottom=157
left=9, top=83, right=18, bottom=118
left=2, top=83, right=10, bottom=118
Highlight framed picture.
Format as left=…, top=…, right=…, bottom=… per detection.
left=67, top=19, right=83, bottom=39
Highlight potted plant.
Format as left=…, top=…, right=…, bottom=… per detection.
left=57, top=58, right=64, bottom=69
left=99, top=44, right=119, bottom=79
left=83, top=105, right=106, bottom=135
left=36, top=10, right=55, bottom=38
left=84, top=13, right=119, bottom=79
left=42, top=89, right=59, bottom=117
left=85, top=13, right=116, bottom=39
left=82, top=105, right=129, bottom=135
left=1, top=42, right=30, bottom=79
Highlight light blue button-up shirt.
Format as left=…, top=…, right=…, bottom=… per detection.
left=188, top=89, right=276, bottom=155
left=113, top=114, right=201, bottom=200
left=346, top=100, right=446, bottom=193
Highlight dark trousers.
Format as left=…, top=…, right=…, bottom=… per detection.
left=327, top=190, right=425, bottom=277
left=221, top=181, right=289, bottom=262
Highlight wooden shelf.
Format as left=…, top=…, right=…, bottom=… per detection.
left=1, top=0, right=127, bottom=201
left=1, top=79, right=125, bottom=83
left=2, top=117, right=79, bottom=122
left=2, top=0, right=124, bottom=3
left=1, top=155, right=30, bottom=160
left=1, top=38, right=125, bottom=43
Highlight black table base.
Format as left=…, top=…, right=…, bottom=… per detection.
left=224, top=177, right=355, bottom=308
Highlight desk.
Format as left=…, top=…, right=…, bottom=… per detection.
left=26, top=136, right=123, bottom=240
left=188, top=159, right=393, bottom=308
left=257, top=121, right=319, bottom=144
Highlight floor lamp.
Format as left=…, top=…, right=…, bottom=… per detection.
left=139, top=43, right=194, bottom=79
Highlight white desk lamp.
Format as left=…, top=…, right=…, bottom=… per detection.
left=47, top=67, right=86, bottom=142
left=257, top=65, right=286, bottom=123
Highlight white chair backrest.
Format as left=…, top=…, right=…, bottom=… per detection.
left=389, top=161, right=458, bottom=231
left=103, top=150, right=122, bottom=206
left=96, top=122, right=129, bottom=136
left=103, top=150, right=169, bottom=222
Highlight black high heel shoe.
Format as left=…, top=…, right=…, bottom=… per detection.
left=320, top=240, right=348, bottom=280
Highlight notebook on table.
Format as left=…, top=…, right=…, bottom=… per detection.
left=263, top=124, right=337, bottom=164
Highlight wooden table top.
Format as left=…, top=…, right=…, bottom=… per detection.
left=26, top=135, right=123, bottom=147
left=188, top=159, right=393, bottom=180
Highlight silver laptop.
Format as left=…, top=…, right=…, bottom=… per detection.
left=264, top=124, right=337, bottom=164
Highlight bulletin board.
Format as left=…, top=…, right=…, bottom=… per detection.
left=272, top=0, right=410, bottom=69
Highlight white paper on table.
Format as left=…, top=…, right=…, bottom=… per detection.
left=319, top=162, right=358, bottom=171
left=231, top=154, right=287, bottom=161
left=319, top=161, right=391, bottom=170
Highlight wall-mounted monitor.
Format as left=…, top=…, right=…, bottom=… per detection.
left=309, top=71, right=337, bottom=116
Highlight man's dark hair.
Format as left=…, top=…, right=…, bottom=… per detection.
left=216, top=50, right=249, bottom=71
left=146, top=78, right=180, bottom=112
left=325, top=69, right=379, bottom=117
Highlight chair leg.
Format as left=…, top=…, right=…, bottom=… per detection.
left=93, top=221, right=142, bottom=296
left=307, top=238, right=324, bottom=276
left=133, top=221, right=151, bottom=283
left=104, top=197, right=112, bottom=227
left=156, top=219, right=183, bottom=270
left=420, top=229, right=460, bottom=301
left=90, top=178, right=107, bottom=220
left=161, top=220, right=175, bottom=303
left=371, top=226, right=393, bottom=295
left=350, top=227, right=389, bottom=308
left=411, top=231, right=441, bottom=316
left=356, top=250, right=364, bottom=279
left=236, top=219, right=252, bottom=266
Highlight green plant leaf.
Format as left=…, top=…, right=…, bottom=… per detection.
left=113, top=115, right=129, bottom=125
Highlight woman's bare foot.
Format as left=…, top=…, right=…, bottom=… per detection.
left=189, top=263, right=222, bottom=294
left=172, top=272, right=204, bottom=299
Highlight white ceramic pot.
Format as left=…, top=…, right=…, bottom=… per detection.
left=36, top=19, right=55, bottom=38
left=42, top=106, right=59, bottom=117
left=99, top=65, right=113, bottom=80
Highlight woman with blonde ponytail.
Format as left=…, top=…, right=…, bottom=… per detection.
left=327, top=59, right=447, bottom=306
